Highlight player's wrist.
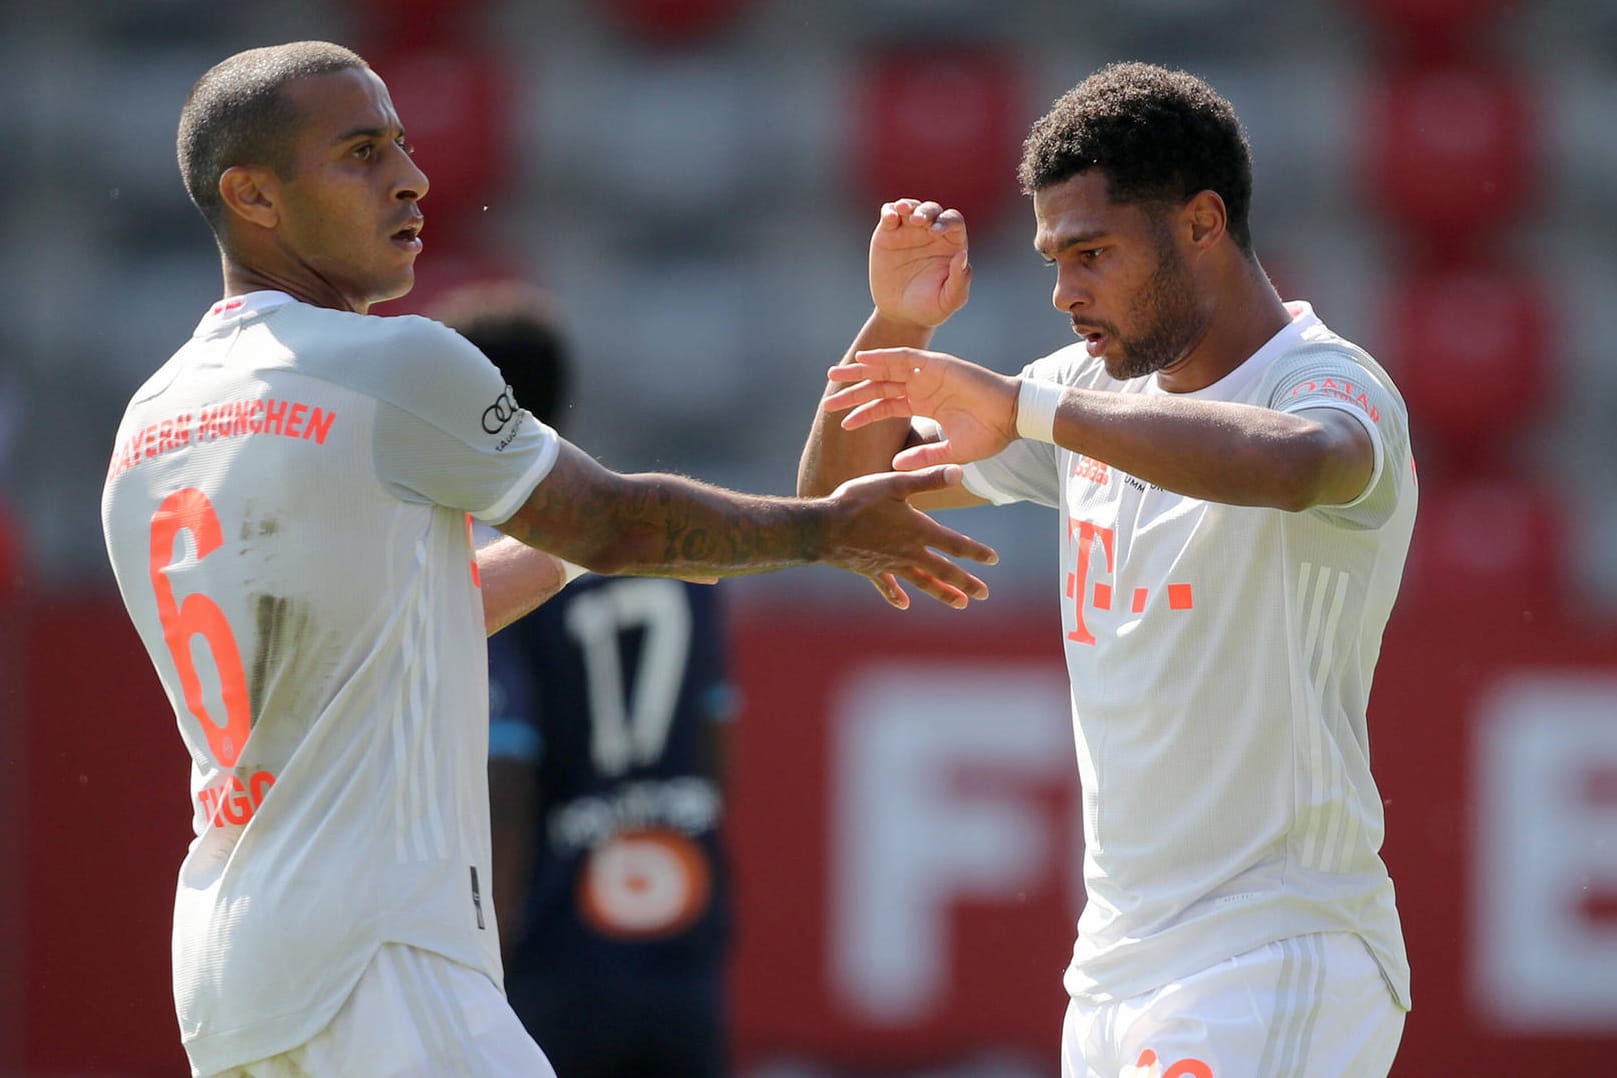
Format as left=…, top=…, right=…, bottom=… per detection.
left=796, top=496, right=841, bottom=566
left=867, top=307, right=943, bottom=338
left=1015, top=377, right=1064, bottom=444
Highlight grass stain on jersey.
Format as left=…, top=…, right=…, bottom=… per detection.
left=248, top=593, right=311, bottom=725
left=238, top=508, right=282, bottom=542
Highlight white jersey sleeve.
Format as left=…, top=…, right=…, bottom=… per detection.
left=345, top=315, right=559, bottom=523
left=1261, top=342, right=1412, bottom=529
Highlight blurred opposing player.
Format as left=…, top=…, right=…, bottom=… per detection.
left=99, top=41, right=995, bottom=1078
left=800, top=63, right=1416, bottom=1077
left=438, top=284, right=737, bottom=1077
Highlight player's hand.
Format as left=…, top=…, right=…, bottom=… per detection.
left=820, top=464, right=997, bottom=610
left=823, top=347, right=1020, bottom=470
left=869, top=199, right=971, bottom=329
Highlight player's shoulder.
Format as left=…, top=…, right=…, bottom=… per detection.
left=374, top=310, right=471, bottom=349
left=274, top=307, right=494, bottom=386
left=1262, top=323, right=1410, bottom=432
left=281, top=307, right=471, bottom=357
left=1294, top=319, right=1375, bottom=365
left=121, top=350, right=189, bottom=410
left=1268, top=329, right=1400, bottom=400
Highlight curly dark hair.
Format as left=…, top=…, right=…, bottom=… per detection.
left=177, top=41, right=367, bottom=233
left=1018, top=62, right=1255, bottom=252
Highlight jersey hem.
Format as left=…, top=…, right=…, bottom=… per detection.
left=183, top=949, right=375, bottom=1077
left=1281, top=398, right=1387, bottom=510
left=1063, top=917, right=1411, bottom=1013
left=478, top=432, right=560, bottom=524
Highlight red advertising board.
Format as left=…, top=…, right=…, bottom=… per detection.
left=720, top=593, right=1617, bottom=1075
left=725, top=607, right=1077, bottom=1072
left=5, top=590, right=1617, bottom=1075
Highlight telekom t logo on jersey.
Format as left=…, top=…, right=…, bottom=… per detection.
left=1066, top=519, right=1194, bottom=645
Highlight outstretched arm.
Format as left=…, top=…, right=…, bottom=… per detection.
left=496, top=440, right=997, bottom=610
left=827, top=347, right=1376, bottom=511
left=798, top=200, right=983, bottom=512
left=477, top=536, right=577, bottom=635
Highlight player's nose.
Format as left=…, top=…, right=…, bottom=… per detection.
left=394, top=149, right=429, bottom=203
left=1052, top=270, right=1091, bottom=315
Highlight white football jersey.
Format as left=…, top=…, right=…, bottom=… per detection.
left=963, top=303, right=1415, bottom=1010
left=100, top=292, right=560, bottom=1074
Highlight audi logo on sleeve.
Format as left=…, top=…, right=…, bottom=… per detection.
left=482, top=386, right=519, bottom=434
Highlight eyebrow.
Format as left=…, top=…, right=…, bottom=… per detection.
left=1036, top=229, right=1109, bottom=258
left=331, top=125, right=399, bottom=145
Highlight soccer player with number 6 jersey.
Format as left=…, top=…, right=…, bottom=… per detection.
left=99, top=40, right=996, bottom=1078
left=800, top=62, right=1416, bottom=1077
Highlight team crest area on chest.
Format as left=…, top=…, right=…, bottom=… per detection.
left=1065, top=452, right=1168, bottom=504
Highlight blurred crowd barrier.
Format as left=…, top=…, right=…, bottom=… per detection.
left=5, top=584, right=1616, bottom=1075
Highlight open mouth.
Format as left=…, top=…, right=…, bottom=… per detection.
left=391, top=221, right=424, bottom=250
left=1076, top=328, right=1107, bottom=356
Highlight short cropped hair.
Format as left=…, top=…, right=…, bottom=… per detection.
left=1018, top=62, right=1255, bottom=251
left=432, top=282, right=572, bottom=431
left=177, top=41, right=367, bottom=232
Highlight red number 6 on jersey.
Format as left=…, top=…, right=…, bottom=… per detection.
left=148, top=488, right=252, bottom=767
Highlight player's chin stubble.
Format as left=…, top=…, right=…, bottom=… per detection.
left=1106, top=240, right=1207, bottom=381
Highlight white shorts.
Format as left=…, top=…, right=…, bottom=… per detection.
left=217, top=943, right=556, bottom=1078
left=1060, top=931, right=1405, bottom=1078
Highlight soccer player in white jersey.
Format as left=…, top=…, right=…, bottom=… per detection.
left=799, top=62, right=1415, bottom=1077
left=99, top=41, right=996, bottom=1078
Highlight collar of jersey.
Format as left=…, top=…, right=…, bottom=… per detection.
left=1154, top=299, right=1321, bottom=401
left=196, top=290, right=298, bottom=332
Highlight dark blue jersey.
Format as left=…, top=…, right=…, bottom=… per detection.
left=489, top=575, right=736, bottom=981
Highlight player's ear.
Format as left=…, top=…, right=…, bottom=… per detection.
left=219, top=165, right=280, bottom=230
left=1184, top=189, right=1226, bottom=250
